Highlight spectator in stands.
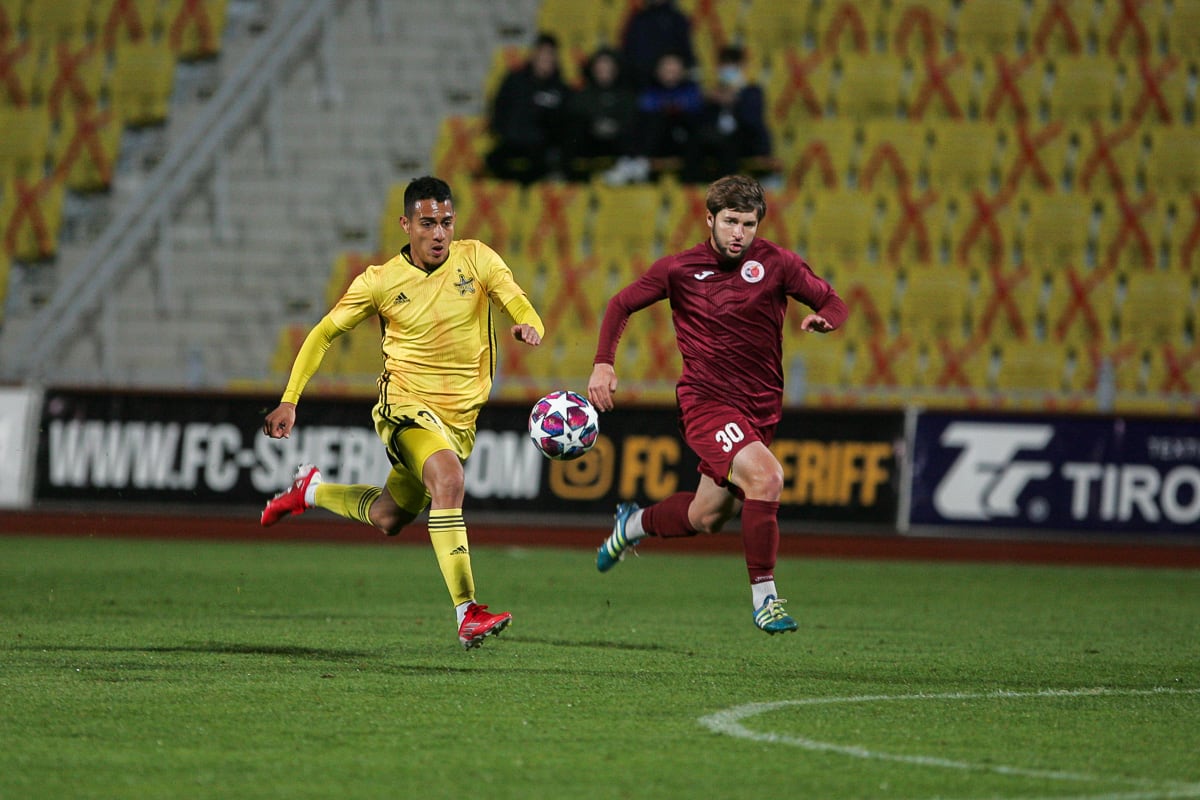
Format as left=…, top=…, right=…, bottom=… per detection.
left=621, top=0, right=696, bottom=89
left=604, top=51, right=705, bottom=185
left=484, top=32, right=569, bottom=183
left=564, top=47, right=638, bottom=180
left=691, top=44, right=774, bottom=182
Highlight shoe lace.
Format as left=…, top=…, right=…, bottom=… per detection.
left=759, top=598, right=790, bottom=621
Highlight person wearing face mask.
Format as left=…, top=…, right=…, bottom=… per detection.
left=691, top=44, right=774, bottom=183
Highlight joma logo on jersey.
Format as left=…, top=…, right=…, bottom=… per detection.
left=933, top=422, right=1054, bottom=520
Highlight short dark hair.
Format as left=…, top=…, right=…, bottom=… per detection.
left=403, top=176, right=452, bottom=216
left=705, top=174, right=767, bottom=221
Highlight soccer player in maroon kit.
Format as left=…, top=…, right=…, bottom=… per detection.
left=587, top=174, right=848, bottom=634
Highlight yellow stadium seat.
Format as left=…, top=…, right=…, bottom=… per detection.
left=1096, top=191, right=1164, bottom=272
left=879, top=186, right=943, bottom=267
left=1000, top=120, right=1072, bottom=193
left=1122, top=55, right=1190, bottom=125
left=0, top=0, right=23, bottom=40
left=52, top=107, right=123, bottom=192
left=1045, top=264, right=1117, bottom=345
left=0, top=105, right=52, bottom=182
left=1162, top=0, right=1200, bottom=57
left=831, top=53, right=907, bottom=121
left=162, top=0, right=228, bottom=59
left=977, top=51, right=1047, bottom=123
left=0, top=175, right=66, bottom=261
left=848, top=332, right=922, bottom=397
left=452, top=178, right=524, bottom=257
left=1095, top=0, right=1163, bottom=58
left=801, top=189, right=882, bottom=269
left=1073, top=120, right=1144, bottom=194
left=743, top=0, right=810, bottom=59
left=887, top=0, right=954, bottom=59
left=1046, top=56, right=1121, bottom=123
left=1167, top=193, right=1200, bottom=274
left=926, top=120, right=1001, bottom=194
left=896, top=264, right=973, bottom=344
left=324, top=250, right=378, bottom=309
left=1146, top=128, right=1200, bottom=196
left=1028, top=0, right=1094, bottom=56
left=858, top=118, right=929, bottom=191
left=109, top=39, right=176, bottom=126
left=766, top=48, right=833, bottom=128
left=431, top=115, right=490, bottom=185
left=1019, top=191, right=1096, bottom=270
left=660, top=182, right=710, bottom=254
left=43, top=40, right=106, bottom=122
left=811, top=0, right=886, bottom=56
left=947, top=189, right=1019, bottom=271
left=777, top=118, right=858, bottom=192
left=25, top=0, right=91, bottom=43
left=535, top=0, right=609, bottom=54
left=1143, top=342, right=1200, bottom=407
left=925, top=335, right=994, bottom=403
left=590, top=182, right=665, bottom=260
left=836, top=265, right=898, bottom=341
left=906, top=51, right=974, bottom=120
left=976, top=263, right=1045, bottom=342
left=991, top=339, right=1076, bottom=408
left=0, top=38, right=38, bottom=108
left=955, top=0, right=1026, bottom=55
left=787, top=337, right=851, bottom=404
left=94, top=0, right=164, bottom=51
left=1116, top=270, right=1195, bottom=346
left=0, top=246, right=9, bottom=323
left=522, top=182, right=588, bottom=264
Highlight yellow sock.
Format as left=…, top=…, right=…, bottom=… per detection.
left=313, top=484, right=381, bottom=526
left=428, top=508, right=475, bottom=606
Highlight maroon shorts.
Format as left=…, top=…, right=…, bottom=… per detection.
left=679, top=398, right=776, bottom=493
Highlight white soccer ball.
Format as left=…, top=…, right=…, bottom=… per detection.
left=528, top=390, right=599, bottom=461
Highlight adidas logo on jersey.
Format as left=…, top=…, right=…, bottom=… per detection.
left=394, top=293, right=410, bottom=304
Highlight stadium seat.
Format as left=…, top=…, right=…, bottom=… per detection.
left=978, top=52, right=1046, bottom=123
left=1144, top=342, right=1200, bottom=411
left=991, top=339, right=1077, bottom=409
left=907, top=51, right=973, bottom=120
left=1028, top=0, right=1093, bottom=56
left=810, top=0, right=885, bottom=56
left=742, top=0, right=811, bottom=58
left=1074, top=120, right=1143, bottom=194
left=778, top=117, right=858, bottom=192
left=109, top=39, right=176, bottom=126
left=757, top=187, right=804, bottom=254
left=1045, top=264, right=1117, bottom=345
left=858, top=118, right=929, bottom=191
left=25, top=0, right=91, bottom=43
left=521, top=182, right=588, bottom=264
left=0, top=38, right=38, bottom=108
left=0, top=105, right=52, bottom=183
left=1096, top=0, right=1162, bottom=58
left=1161, top=0, right=1200, bottom=58
left=1020, top=191, right=1097, bottom=271
left=1145, top=127, right=1200, bottom=196
left=52, top=107, right=123, bottom=192
left=896, top=263, right=973, bottom=344
left=766, top=49, right=833, bottom=127
left=1001, top=120, right=1071, bottom=194
left=430, top=115, right=490, bottom=186
left=926, top=120, right=1001, bottom=194
left=976, top=263, right=1043, bottom=342
left=879, top=185, right=942, bottom=267
left=44, top=40, right=105, bottom=122
left=324, top=250, right=377, bottom=309
left=660, top=182, right=710, bottom=254
left=0, top=175, right=66, bottom=261
left=452, top=178, right=524, bottom=257
left=1122, top=56, right=1189, bottom=125
left=95, top=0, right=162, bottom=51
left=1167, top=192, right=1200, bottom=274
left=801, top=188, right=882, bottom=268
left=888, top=0, right=953, bottom=59
left=955, top=0, right=1027, bottom=55
left=590, top=182, right=665, bottom=260
left=1046, top=55, right=1122, bottom=123
left=535, top=0, right=609, bottom=56
left=848, top=332, right=921, bottom=399
left=787, top=336, right=851, bottom=404
left=924, top=335, right=993, bottom=405
left=949, top=189, right=1019, bottom=271
left=0, top=243, right=9, bottom=320
left=163, top=0, right=228, bottom=59
left=1097, top=191, right=1164, bottom=271
left=1116, top=270, right=1194, bottom=345
left=831, top=52, right=908, bottom=121
left=0, top=0, right=20, bottom=41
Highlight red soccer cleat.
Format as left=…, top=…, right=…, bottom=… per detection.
left=261, top=464, right=321, bottom=527
left=458, top=603, right=512, bottom=649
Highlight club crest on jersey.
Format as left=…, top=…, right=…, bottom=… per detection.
left=454, top=272, right=476, bottom=296
left=741, top=260, right=765, bottom=283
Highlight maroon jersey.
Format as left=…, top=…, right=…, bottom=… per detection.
left=594, top=238, right=848, bottom=427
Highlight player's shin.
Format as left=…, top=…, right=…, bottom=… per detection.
left=428, top=508, right=475, bottom=606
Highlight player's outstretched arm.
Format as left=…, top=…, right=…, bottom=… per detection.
left=511, top=323, right=542, bottom=346
left=263, top=402, right=297, bottom=439
left=588, top=363, right=618, bottom=412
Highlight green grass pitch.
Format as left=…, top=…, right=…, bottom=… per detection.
left=1, top=534, right=1198, bottom=799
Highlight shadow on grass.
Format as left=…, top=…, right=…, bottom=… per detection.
left=10, top=642, right=376, bottom=660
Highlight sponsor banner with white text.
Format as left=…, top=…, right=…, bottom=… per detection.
left=909, top=411, right=1200, bottom=534
left=33, top=389, right=902, bottom=526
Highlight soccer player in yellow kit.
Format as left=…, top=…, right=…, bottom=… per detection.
left=260, top=176, right=545, bottom=649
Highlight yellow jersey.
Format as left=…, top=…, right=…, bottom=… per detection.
left=283, top=239, right=543, bottom=427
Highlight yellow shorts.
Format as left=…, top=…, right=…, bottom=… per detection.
left=371, top=402, right=477, bottom=515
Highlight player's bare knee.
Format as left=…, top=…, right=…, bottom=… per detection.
left=743, top=465, right=784, bottom=501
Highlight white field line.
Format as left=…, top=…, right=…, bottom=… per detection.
left=698, top=687, right=1200, bottom=799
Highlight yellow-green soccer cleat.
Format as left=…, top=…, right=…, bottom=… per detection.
left=753, top=595, right=798, bottom=635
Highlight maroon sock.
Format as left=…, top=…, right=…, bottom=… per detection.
left=741, top=498, right=780, bottom=584
left=641, top=492, right=698, bottom=538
